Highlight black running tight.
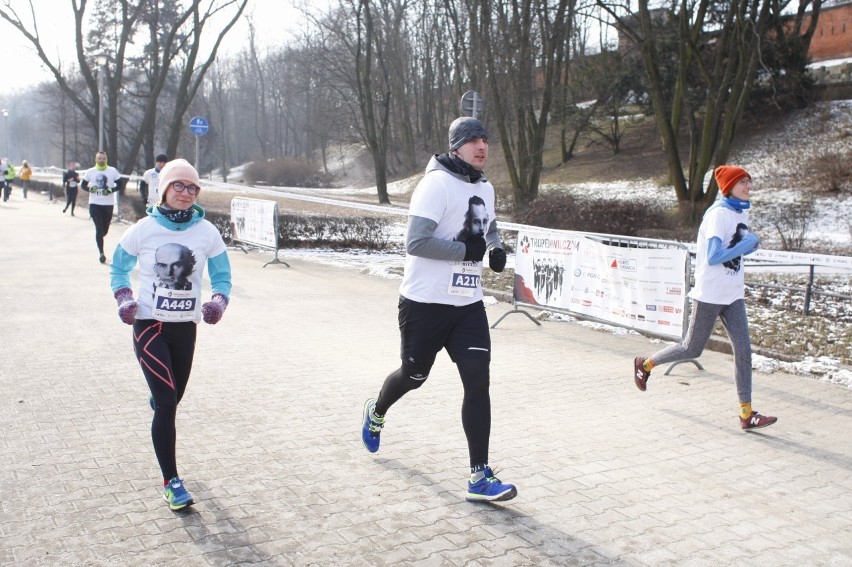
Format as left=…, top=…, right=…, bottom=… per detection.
left=376, top=356, right=491, bottom=468
left=64, top=188, right=78, bottom=213
left=133, top=319, right=197, bottom=481
left=88, top=204, right=113, bottom=254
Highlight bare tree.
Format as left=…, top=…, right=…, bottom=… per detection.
left=474, top=0, right=575, bottom=208
left=0, top=0, right=247, bottom=173
left=307, top=0, right=399, bottom=204
left=597, top=0, right=823, bottom=225
left=576, top=49, right=647, bottom=154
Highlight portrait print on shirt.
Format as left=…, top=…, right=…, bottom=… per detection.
left=455, top=195, right=489, bottom=243
left=448, top=195, right=488, bottom=297
left=153, top=243, right=197, bottom=292
left=723, top=223, right=749, bottom=274
left=93, top=172, right=111, bottom=195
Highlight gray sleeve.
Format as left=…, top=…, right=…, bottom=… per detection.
left=406, top=215, right=466, bottom=261
left=485, top=219, right=502, bottom=250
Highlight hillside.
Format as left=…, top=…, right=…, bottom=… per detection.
left=490, top=100, right=852, bottom=198
left=336, top=100, right=852, bottom=255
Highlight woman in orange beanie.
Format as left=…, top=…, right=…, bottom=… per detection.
left=632, top=165, right=777, bottom=431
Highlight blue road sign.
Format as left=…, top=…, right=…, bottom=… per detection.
left=189, top=116, right=209, bottom=136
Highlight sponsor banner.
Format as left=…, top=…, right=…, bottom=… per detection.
left=231, top=197, right=279, bottom=249
left=514, top=228, right=688, bottom=340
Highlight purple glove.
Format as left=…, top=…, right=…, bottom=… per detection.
left=114, top=287, right=138, bottom=325
left=201, top=293, right=229, bottom=325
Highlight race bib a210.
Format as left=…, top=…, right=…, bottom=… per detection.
left=448, top=262, right=482, bottom=297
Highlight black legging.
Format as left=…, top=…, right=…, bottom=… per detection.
left=376, top=356, right=491, bottom=468
left=133, top=319, right=197, bottom=481
left=88, top=203, right=114, bottom=254
left=64, top=187, right=78, bottom=213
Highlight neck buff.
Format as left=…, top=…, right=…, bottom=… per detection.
left=723, top=196, right=751, bottom=212
left=436, top=153, right=483, bottom=183
left=95, top=161, right=107, bottom=171
left=157, top=205, right=194, bottom=223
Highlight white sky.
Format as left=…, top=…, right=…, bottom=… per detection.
left=1, top=0, right=314, bottom=92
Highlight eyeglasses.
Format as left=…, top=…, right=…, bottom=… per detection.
left=171, top=181, right=199, bottom=195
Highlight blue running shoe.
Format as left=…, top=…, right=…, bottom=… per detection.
left=361, top=398, right=384, bottom=453
left=163, top=476, right=194, bottom=510
left=466, top=467, right=517, bottom=502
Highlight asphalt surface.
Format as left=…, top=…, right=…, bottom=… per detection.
left=2, top=190, right=851, bottom=566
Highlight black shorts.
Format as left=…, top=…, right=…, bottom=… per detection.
left=398, top=296, right=490, bottom=373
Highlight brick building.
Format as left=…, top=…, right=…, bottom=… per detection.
left=615, top=4, right=851, bottom=63
left=808, top=2, right=852, bottom=62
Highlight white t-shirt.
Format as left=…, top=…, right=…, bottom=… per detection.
left=118, top=217, right=227, bottom=322
left=142, top=167, right=161, bottom=207
left=399, top=168, right=496, bottom=306
left=689, top=205, right=750, bottom=305
left=82, top=166, right=123, bottom=206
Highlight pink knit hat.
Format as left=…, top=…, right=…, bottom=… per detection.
left=157, top=158, right=201, bottom=204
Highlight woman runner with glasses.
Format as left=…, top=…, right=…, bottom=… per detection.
left=109, top=158, right=233, bottom=510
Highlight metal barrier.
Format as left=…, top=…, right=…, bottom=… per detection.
left=230, top=197, right=289, bottom=268
left=491, top=227, right=692, bottom=342
left=745, top=262, right=852, bottom=316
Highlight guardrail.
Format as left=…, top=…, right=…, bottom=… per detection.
left=746, top=262, right=852, bottom=316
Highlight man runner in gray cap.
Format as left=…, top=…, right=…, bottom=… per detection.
left=360, top=116, right=516, bottom=502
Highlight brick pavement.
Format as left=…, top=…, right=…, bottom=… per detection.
left=1, top=192, right=851, bottom=566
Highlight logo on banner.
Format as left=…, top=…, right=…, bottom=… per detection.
left=609, top=258, right=637, bottom=271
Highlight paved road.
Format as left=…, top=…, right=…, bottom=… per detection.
left=2, top=193, right=851, bottom=566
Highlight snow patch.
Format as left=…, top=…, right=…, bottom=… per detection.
left=753, top=354, right=852, bottom=389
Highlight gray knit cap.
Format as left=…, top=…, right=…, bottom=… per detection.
left=448, top=117, right=488, bottom=152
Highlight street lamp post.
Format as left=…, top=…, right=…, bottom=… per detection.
left=96, top=54, right=108, bottom=153
left=1, top=109, right=8, bottom=158
left=94, top=54, right=124, bottom=223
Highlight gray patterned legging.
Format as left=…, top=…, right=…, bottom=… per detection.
left=649, top=299, right=752, bottom=402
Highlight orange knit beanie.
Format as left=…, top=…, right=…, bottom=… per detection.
left=714, top=165, right=750, bottom=196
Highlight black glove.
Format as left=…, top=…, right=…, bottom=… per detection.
left=463, top=236, right=487, bottom=262
left=488, top=247, right=507, bottom=272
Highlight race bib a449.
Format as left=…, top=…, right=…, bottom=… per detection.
left=152, top=287, right=198, bottom=322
